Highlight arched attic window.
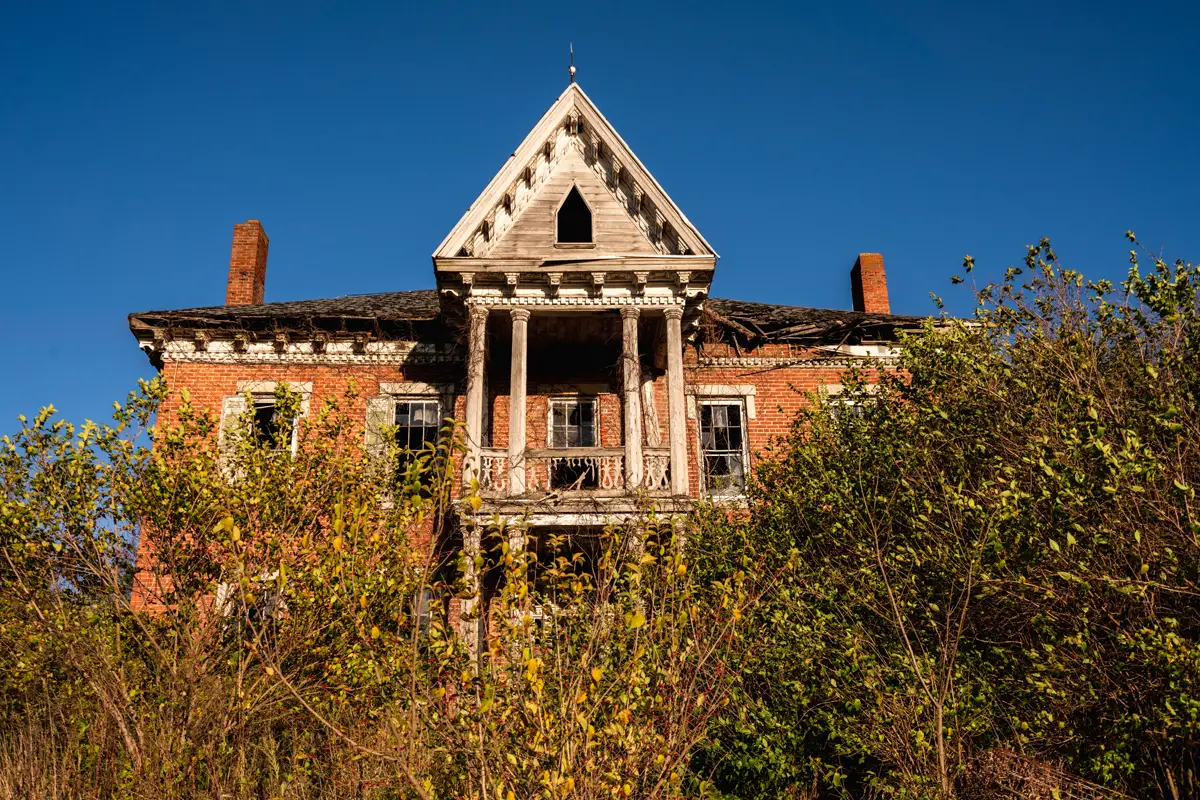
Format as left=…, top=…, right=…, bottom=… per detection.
left=556, top=186, right=592, bottom=244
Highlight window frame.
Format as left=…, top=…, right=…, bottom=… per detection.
left=547, top=396, right=599, bottom=450
left=823, top=383, right=878, bottom=422
left=368, top=383, right=456, bottom=488
left=697, top=397, right=751, bottom=498
left=391, top=395, right=443, bottom=481
left=546, top=396, right=602, bottom=490
left=248, top=393, right=300, bottom=454
left=222, top=381, right=312, bottom=458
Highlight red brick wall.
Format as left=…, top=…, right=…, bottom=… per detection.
left=488, top=389, right=622, bottom=449
left=131, top=339, right=897, bottom=609
left=131, top=359, right=462, bottom=611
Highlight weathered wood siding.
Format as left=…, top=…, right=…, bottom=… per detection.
left=486, top=148, right=658, bottom=258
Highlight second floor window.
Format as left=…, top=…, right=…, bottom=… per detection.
left=395, top=398, right=441, bottom=478
left=699, top=399, right=748, bottom=496
left=250, top=396, right=283, bottom=449
left=549, top=397, right=598, bottom=489
left=549, top=397, right=597, bottom=448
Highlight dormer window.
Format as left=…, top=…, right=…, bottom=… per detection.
left=556, top=186, right=592, bottom=244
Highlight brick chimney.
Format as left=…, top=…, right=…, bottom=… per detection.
left=850, top=253, right=890, bottom=314
left=225, top=220, right=269, bottom=305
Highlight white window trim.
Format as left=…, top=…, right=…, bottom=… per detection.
left=237, top=380, right=313, bottom=395
left=225, top=381, right=312, bottom=457
left=686, top=384, right=756, bottom=420
left=696, top=397, right=751, bottom=499
left=821, top=383, right=879, bottom=416
left=370, top=382, right=455, bottom=448
left=378, top=381, right=457, bottom=398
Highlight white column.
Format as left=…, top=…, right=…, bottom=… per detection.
left=460, top=525, right=483, bottom=661
left=664, top=307, right=689, bottom=495
left=508, top=308, right=530, bottom=495
left=621, top=307, right=643, bottom=489
left=463, top=304, right=488, bottom=488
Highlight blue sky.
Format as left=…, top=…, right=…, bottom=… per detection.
left=2, top=1, right=1197, bottom=431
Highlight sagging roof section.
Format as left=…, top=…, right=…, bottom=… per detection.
left=130, top=289, right=926, bottom=343
left=703, top=298, right=927, bottom=344
left=129, top=290, right=442, bottom=330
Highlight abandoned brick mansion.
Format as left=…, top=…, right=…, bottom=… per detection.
left=128, top=83, right=922, bottom=619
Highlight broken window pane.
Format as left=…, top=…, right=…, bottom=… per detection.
left=251, top=397, right=283, bottom=449
left=549, top=398, right=599, bottom=489
left=699, top=400, right=747, bottom=495
left=395, top=399, right=441, bottom=483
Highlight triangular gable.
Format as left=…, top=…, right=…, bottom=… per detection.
left=433, top=83, right=717, bottom=260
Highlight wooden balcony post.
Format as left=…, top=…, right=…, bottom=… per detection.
left=621, top=307, right=643, bottom=489
left=464, top=305, right=488, bottom=488
left=508, top=308, right=530, bottom=495
left=664, top=307, right=689, bottom=495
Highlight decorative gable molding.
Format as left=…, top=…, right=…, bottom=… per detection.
left=433, top=83, right=716, bottom=262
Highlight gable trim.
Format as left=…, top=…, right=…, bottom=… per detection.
left=433, top=83, right=716, bottom=261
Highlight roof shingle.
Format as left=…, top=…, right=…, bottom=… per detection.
left=128, top=290, right=929, bottom=342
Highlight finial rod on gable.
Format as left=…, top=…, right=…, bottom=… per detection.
left=568, top=43, right=576, bottom=84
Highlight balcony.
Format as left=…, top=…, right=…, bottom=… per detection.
left=461, top=303, right=690, bottom=509
left=479, top=446, right=671, bottom=497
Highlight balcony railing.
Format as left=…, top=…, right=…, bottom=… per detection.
left=479, top=448, right=509, bottom=493
left=526, top=447, right=625, bottom=493
left=642, top=448, right=671, bottom=492
left=475, top=446, right=672, bottom=497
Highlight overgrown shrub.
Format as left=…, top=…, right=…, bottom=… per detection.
left=0, top=381, right=752, bottom=799
left=5, top=236, right=1197, bottom=800
left=695, top=237, right=1199, bottom=799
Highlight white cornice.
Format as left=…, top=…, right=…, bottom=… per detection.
left=463, top=295, right=685, bottom=309
left=694, top=356, right=901, bottom=368
left=150, top=339, right=462, bottom=366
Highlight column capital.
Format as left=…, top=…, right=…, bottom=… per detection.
left=663, top=307, right=684, bottom=322
left=469, top=304, right=489, bottom=323
left=619, top=306, right=641, bottom=321
left=510, top=308, right=531, bottom=323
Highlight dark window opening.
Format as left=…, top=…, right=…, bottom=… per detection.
left=395, top=399, right=441, bottom=484
left=526, top=531, right=602, bottom=631
left=549, top=398, right=598, bottom=489
left=700, top=401, right=747, bottom=495
left=557, top=187, right=592, bottom=243
left=251, top=397, right=283, bottom=449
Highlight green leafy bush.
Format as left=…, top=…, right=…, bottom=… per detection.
left=696, top=237, right=1199, bottom=799
left=0, top=381, right=751, bottom=799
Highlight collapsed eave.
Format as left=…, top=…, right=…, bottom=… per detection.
left=701, top=298, right=933, bottom=345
